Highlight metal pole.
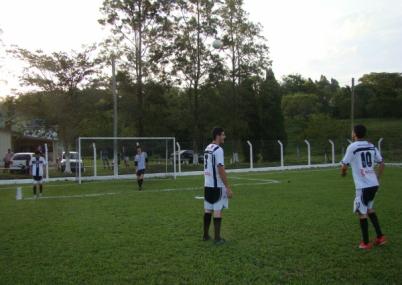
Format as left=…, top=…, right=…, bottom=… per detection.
left=92, top=142, right=97, bottom=177
left=277, top=140, right=284, bottom=167
left=112, top=57, right=118, bottom=178
left=328, top=139, right=335, bottom=164
left=44, top=143, right=49, bottom=179
left=173, top=138, right=176, bottom=179
left=304, top=139, right=311, bottom=166
left=378, top=138, right=384, bottom=154
left=246, top=140, right=253, bottom=169
left=351, top=77, right=355, bottom=139
left=78, top=137, right=82, bottom=184
left=176, top=141, right=181, bottom=174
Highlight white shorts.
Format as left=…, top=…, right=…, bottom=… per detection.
left=204, top=187, right=229, bottom=212
left=353, top=186, right=378, bottom=214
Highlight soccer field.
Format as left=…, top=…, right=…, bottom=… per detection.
left=1, top=167, right=401, bottom=284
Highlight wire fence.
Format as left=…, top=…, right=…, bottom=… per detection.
left=1, top=136, right=401, bottom=183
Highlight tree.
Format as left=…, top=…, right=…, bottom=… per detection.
left=170, top=0, right=221, bottom=153
left=99, top=0, right=174, bottom=136
left=218, top=0, right=271, bottom=153
left=9, top=46, right=98, bottom=173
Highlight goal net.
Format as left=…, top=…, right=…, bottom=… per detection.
left=77, top=137, right=176, bottom=184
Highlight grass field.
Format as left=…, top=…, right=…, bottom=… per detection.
left=1, top=167, right=402, bottom=284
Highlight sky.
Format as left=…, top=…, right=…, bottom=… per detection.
left=0, top=0, right=401, bottom=97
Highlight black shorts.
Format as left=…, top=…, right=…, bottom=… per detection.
left=33, top=176, right=43, bottom=183
left=362, top=186, right=378, bottom=206
left=204, top=187, right=223, bottom=204
left=136, top=169, right=145, bottom=176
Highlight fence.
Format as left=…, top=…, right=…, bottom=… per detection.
left=1, top=136, right=401, bottom=185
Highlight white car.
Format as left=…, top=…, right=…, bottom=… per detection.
left=60, top=151, right=84, bottom=173
left=10, top=152, right=34, bottom=174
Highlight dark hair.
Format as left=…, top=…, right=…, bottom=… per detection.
left=34, top=150, right=41, bottom=155
left=212, top=127, right=224, bottom=140
left=354, top=124, right=367, bottom=139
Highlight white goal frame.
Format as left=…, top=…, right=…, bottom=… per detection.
left=77, top=137, right=176, bottom=184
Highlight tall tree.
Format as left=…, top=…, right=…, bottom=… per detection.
left=99, top=0, right=173, bottom=136
left=219, top=0, right=270, bottom=152
left=171, top=0, right=221, bottom=153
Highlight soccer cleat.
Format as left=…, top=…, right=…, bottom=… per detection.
left=358, top=241, right=372, bottom=250
left=202, top=235, right=211, bottom=241
left=374, top=235, right=387, bottom=246
left=214, top=238, right=226, bottom=245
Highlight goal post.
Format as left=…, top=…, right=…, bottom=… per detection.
left=77, top=137, right=176, bottom=184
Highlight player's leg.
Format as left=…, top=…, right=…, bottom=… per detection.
left=213, top=209, right=223, bottom=243
left=39, top=180, right=43, bottom=197
left=354, top=189, right=371, bottom=249
left=203, top=209, right=213, bottom=241
left=139, top=172, right=144, bottom=189
left=33, top=183, right=37, bottom=197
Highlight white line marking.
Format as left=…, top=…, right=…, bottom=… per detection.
left=23, top=192, right=117, bottom=200
left=19, top=180, right=279, bottom=201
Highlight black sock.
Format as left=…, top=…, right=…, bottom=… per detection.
left=137, top=180, right=141, bottom=187
left=359, top=218, right=369, bottom=244
left=368, top=212, right=383, bottom=238
left=203, top=213, right=212, bottom=238
left=39, top=185, right=43, bottom=194
left=33, top=186, right=37, bottom=195
left=213, top=217, right=222, bottom=241
left=139, top=179, right=143, bottom=187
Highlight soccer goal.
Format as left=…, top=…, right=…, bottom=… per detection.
left=77, top=137, right=176, bottom=184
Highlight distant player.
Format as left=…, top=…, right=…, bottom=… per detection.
left=341, top=125, right=386, bottom=250
left=29, top=150, right=46, bottom=199
left=134, top=146, right=147, bottom=191
left=203, top=127, right=233, bottom=244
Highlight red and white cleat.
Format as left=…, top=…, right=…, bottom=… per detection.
left=358, top=241, right=373, bottom=250
left=374, top=235, right=387, bottom=246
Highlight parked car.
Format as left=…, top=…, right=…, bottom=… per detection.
left=10, top=152, right=34, bottom=174
left=59, top=151, right=84, bottom=173
left=170, top=150, right=204, bottom=164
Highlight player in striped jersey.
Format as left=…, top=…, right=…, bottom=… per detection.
left=134, top=146, right=148, bottom=191
left=341, top=125, right=386, bottom=250
left=203, top=127, right=233, bottom=244
left=29, top=150, right=47, bottom=199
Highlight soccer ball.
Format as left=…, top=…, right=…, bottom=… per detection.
left=212, top=39, right=223, bottom=49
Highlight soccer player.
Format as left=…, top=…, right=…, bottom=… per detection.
left=134, top=146, right=147, bottom=191
left=341, top=125, right=386, bottom=250
left=203, top=127, right=233, bottom=244
left=29, top=150, right=47, bottom=199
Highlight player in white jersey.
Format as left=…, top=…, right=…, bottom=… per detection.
left=341, top=125, right=386, bottom=250
left=134, top=146, right=148, bottom=191
left=29, top=150, right=47, bottom=199
left=203, top=127, right=233, bottom=244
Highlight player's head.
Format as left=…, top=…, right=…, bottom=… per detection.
left=136, top=146, right=142, bottom=154
left=212, top=127, right=225, bottom=144
left=34, top=150, right=41, bottom=157
left=353, top=124, right=367, bottom=140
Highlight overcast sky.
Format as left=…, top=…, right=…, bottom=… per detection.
left=1, top=0, right=401, bottom=97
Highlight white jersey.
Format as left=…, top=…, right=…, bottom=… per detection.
left=134, top=152, right=147, bottom=170
left=341, top=141, right=383, bottom=189
left=204, top=144, right=225, bottom=188
left=29, top=156, right=46, bottom=177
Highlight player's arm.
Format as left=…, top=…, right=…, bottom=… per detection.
left=217, top=165, right=232, bottom=198
left=340, top=146, right=353, bottom=177
left=340, top=163, right=348, bottom=177
left=376, top=161, right=385, bottom=179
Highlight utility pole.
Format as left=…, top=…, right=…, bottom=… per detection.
left=112, top=56, right=118, bottom=177
left=350, top=77, right=355, bottom=140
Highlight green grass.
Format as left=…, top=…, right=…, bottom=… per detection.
left=1, top=167, right=402, bottom=284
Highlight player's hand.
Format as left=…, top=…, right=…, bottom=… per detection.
left=226, top=187, right=233, bottom=198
